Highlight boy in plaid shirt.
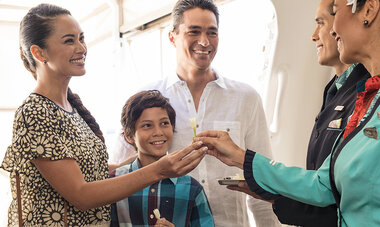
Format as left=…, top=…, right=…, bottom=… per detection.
left=110, top=90, right=214, bottom=227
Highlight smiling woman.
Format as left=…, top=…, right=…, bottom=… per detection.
left=0, top=3, right=206, bottom=227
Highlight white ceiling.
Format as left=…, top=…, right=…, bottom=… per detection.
left=0, top=0, right=177, bottom=28
left=0, top=0, right=109, bottom=25
left=0, top=0, right=229, bottom=34
left=120, top=0, right=177, bottom=32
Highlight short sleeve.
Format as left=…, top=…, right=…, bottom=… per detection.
left=1, top=101, right=75, bottom=173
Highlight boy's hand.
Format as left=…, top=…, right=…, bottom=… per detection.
left=196, top=130, right=245, bottom=169
left=156, top=141, right=207, bottom=179
left=154, top=217, right=175, bottom=227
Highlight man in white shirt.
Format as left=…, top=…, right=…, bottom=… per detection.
left=141, top=0, right=280, bottom=226
left=114, top=0, right=280, bottom=226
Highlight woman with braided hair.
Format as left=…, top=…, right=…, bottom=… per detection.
left=0, top=3, right=207, bottom=226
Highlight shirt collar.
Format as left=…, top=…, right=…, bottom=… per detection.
left=166, top=69, right=227, bottom=90
left=131, top=158, right=178, bottom=185
left=213, top=69, right=227, bottom=89
left=335, top=63, right=358, bottom=90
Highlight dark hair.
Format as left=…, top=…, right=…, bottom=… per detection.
left=121, top=90, right=176, bottom=145
left=19, top=4, right=105, bottom=142
left=68, top=88, right=105, bottom=142
left=356, top=0, right=366, bottom=11
left=172, top=0, right=219, bottom=33
left=19, top=4, right=71, bottom=79
left=327, top=0, right=334, bottom=15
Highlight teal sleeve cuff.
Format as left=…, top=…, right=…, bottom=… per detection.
left=244, top=149, right=280, bottom=201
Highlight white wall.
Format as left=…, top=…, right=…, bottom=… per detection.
left=266, top=0, right=333, bottom=167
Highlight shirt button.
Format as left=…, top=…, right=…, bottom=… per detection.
left=188, top=99, right=191, bottom=103
left=150, top=214, right=154, bottom=219
left=226, top=128, right=230, bottom=132
left=196, top=124, right=199, bottom=128
left=201, top=179, right=205, bottom=183
left=151, top=188, right=155, bottom=193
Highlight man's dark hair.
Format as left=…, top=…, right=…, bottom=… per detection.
left=172, top=0, right=219, bottom=33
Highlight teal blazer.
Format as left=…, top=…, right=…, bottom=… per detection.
left=245, top=92, right=380, bottom=227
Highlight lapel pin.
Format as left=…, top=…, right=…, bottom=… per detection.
left=328, top=118, right=342, bottom=129
left=364, top=127, right=378, bottom=140
left=334, top=105, right=345, bottom=111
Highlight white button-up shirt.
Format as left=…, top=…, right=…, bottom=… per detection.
left=112, top=71, right=280, bottom=226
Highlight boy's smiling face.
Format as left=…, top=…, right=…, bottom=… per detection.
left=127, top=107, right=173, bottom=166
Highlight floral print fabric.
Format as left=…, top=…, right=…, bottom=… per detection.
left=1, top=93, right=110, bottom=226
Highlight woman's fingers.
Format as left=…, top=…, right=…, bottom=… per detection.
left=195, top=136, right=217, bottom=149
left=176, top=147, right=207, bottom=175
left=226, top=182, right=274, bottom=203
left=196, top=130, right=221, bottom=138
left=157, top=142, right=207, bottom=178
left=171, top=141, right=204, bottom=160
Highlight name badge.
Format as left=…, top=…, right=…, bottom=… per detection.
left=334, top=105, right=344, bottom=111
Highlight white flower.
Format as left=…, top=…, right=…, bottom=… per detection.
left=189, top=117, right=197, bottom=141
left=346, top=0, right=357, bottom=13
left=153, top=209, right=161, bottom=220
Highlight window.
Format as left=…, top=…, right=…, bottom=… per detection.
left=214, top=0, right=277, bottom=95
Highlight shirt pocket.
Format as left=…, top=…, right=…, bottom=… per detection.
left=213, top=121, right=241, bottom=146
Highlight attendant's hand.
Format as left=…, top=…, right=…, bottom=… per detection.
left=227, top=181, right=274, bottom=204
left=155, top=141, right=207, bottom=179
left=154, top=217, right=175, bottom=227
left=196, top=130, right=245, bottom=169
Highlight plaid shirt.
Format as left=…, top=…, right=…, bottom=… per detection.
left=110, top=159, right=214, bottom=227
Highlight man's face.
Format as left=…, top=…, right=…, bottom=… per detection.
left=311, top=0, right=340, bottom=66
left=169, top=7, right=218, bottom=71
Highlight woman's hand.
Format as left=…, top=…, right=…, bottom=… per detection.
left=154, top=218, right=175, bottom=227
left=32, top=142, right=205, bottom=211
left=227, top=181, right=274, bottom=204
left=196, top=130, right=246, bottom=169
left=154, top=141, right=207, bottom=179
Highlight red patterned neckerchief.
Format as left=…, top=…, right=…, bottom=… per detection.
left=343, top=74, right=380, bottom=140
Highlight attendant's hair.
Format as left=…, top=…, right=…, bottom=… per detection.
left=172, top=0, right=219, bottom=33
left=121, top=90, right=176, bottom=144
left=355, top=0, right=366, bottom=11
left=19, top=4, right=104, bottom=142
